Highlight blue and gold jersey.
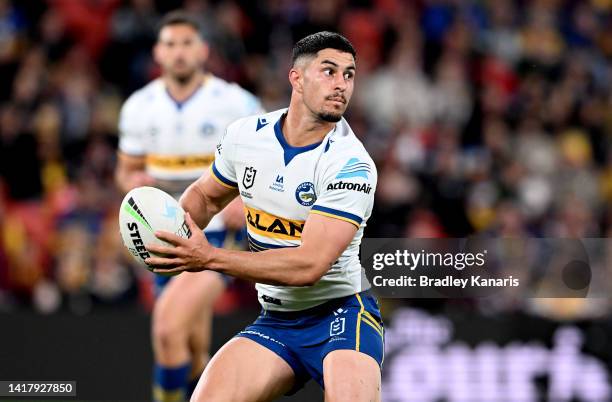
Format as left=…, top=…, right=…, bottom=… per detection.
left=118, top=75, right=262, bottom=230
left=211, top=108, right=377, bottom=311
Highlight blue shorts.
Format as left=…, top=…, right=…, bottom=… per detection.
left=235, top=290, right=384, bottom=392
left=154, top=229, right=246, bottom=296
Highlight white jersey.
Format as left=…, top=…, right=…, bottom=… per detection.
left=211, top=108, right=377, bottom=311
left=118, top=75, right=262, bottom=231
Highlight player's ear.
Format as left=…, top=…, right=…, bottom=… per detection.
left=289, top=67, right=303, bottom=94
left=153, top=42, right=162, bottom=65
left=200, top=40, right=210, bottom=62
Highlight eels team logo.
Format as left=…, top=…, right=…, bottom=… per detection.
left=295, top=182, right=316, bottom=206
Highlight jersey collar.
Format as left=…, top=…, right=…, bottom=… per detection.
left=163, top=74, right=211, bottom=111
left=274, top=112, right=330, bottom=166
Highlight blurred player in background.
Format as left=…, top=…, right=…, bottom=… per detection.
left=147, top=32, right=383, bottom=402
left=114, top=11, right=262, bottom=402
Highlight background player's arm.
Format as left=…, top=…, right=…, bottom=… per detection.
left=147, top=212, right=357, bottom=286
left=179, top=169, right=239, bottom=230
left=219, top=197, right=246, bottom=230
left=115, top=94, right=156, bottom=194
left=115, top=152, right=155, bottom=194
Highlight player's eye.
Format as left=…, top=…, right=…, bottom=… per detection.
left=344, top=72, right=354, bottom=80
left=323, top=68, right=333, bottom=76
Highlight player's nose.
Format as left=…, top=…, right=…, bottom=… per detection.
left=333, top=74, right=347, bottom=91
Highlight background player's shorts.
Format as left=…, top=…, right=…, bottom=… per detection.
left=153, top=228, right=246, bottom=296
left=235, top=290, right=384, bottom=393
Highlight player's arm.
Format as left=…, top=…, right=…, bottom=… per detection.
left=178, top=168, right=239, bottom=230
left=114, top=152, right=155, bottom=193
left=146, top=212, right=357, bottom=286
left=180, top=115, right=244, bottom=227
left=115, top=94, right=155, bottom=193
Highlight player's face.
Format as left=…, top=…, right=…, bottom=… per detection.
left=154, top=24, right=208, bottom=82
left=301, top=49, right=356, bottom=123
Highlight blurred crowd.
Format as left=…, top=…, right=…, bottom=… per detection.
left=0, top=0, right=611, bottom=316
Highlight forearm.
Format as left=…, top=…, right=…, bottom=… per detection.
left=179, top=181, right=221, bottom=229
left=114, top=153, right=153, bottom=194
left=146, top=211, right=355, bottom=283
left=115, top=168, right=134, bottom=194
left=179, top=170, right=241, bottom=229
left=207, top=246, right=328, bottom=287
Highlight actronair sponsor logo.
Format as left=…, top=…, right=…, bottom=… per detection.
left=327, top=181, right=372, bottom=194
left=336, top=157, right=371, bottom=179
left=125, top=197, right=152, bottom=231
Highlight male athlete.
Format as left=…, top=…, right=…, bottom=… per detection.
left=114, top=11, right=262, bottom=402
left=146, top=32, right=383, bottom=402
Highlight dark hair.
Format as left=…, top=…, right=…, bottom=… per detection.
left=157, top=10, right=202, bottom=38
left=291, top=31, right=356, bottom=65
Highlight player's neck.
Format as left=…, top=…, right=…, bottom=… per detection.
left=283, top=104, right=335, bottom=147
left=164, top=72, right=206, bottom=103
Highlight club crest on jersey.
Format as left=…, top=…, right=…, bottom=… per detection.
left=295, top=182, right=316, bottom=206
left=335, top=157, right=371, bottom=180
left=243, top=166, right=257, bottom=189
left=200, top=122, right=216, bottom=136
left=148, top=127, right=159, bottom=139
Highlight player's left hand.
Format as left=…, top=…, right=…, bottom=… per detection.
left=145, top=213, right=215, bottom=274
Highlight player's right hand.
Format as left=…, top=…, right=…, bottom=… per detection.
left=145, top=212, right=213, bottom=274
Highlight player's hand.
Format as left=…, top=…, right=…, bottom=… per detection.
left=145, top=213, right=215, bottom=274
left=221, top=197, right=246, bottom=230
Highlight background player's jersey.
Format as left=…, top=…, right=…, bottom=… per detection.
left=118, top=75, right=262, bottom=231
left=211, top=108, right=377, bottom=311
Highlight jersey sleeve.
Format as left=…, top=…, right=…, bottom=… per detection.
left=209, top=121, right=240, bottom=189
left=310, top=154, right=377, bottom=228
left=118, top=95, right=146, bottom=155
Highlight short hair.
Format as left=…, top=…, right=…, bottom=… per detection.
left=157, top=10, right=202, bottom=39
left=291, top=31, right=356, bottom=66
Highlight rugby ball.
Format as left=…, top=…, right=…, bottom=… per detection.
left=118, top=186, right=191, bottom=275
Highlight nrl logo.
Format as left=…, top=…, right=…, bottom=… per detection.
left=243, top=166, right=257, bottom=189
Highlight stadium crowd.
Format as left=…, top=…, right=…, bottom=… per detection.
left=0, top=0, right=611, bottom=317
